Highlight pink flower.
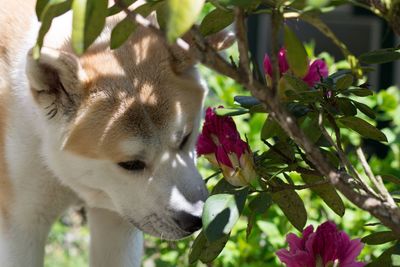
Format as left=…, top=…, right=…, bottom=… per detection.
left=277, top=221, right=365, bottom=267
left=196, top=107, right=257, bottom=186
left=303, top=59, right=329, bottom=87
left=263, top=48, right=328, bottom=87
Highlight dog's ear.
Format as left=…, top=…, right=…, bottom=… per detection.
left=171, top=30, right=236, bottom=74
left=26, top=47, right=86, bottom=112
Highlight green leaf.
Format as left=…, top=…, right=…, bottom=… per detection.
left=381, top=174, right=400, bottom=185
left=362, top=231, right=398, bottom=245
left=214, top=107, right=248, bottom=116
left=107, top=0, right=137, bottom=17
left=359, top=48, right=400, bottom=64
left=216, top=0, right=261, bottom=8
left=72, top=0, right=108, bottom=54
left=110, top=17, right=137, bottom=50
left=301, top=174, right=345, bottom=216
left=352, top=100, right=376, bottom=119
left=335, top=74, right=353, bottom=90
left=202, top=189, right=248, bottom=242
left=282, top=74, right=310, bottom=92
left=301, top=114, right=321, bottom=143
left=234, top=96, right=261, bottom=108
left=189, top=231, right=230, bottom=264
left=248, top=192, right=272, bottom=214
left=366, top=243, right=400, bottom=267
left=211, top=179, right=238, bottom=195
left=261, top=116, right=284, bottom=140
left=34, top=0, right=72, bottom=59
left=329, top=69, right=352, bottom=80
left=286, top=103, right=310, bottom=117
left=337, top=117, right=387, bottom=142
left=271, top=178, right=307, bottom=231
left=284, top=25, right=309, bottom=78
left=200, top=8, right=234, bottom=36
left=156, top=2, right=168, bottom=30
left=286, top=89, right=322, bottom=103
left=261, top=141, right=295, bottom=163
left=110, top=2, right=161, bottom=49
left=36, top=0, right=50, bottom=20
left=166, top=0, right=205, bottom=43
left=337, top=97, right=357, bottom=116
left=346, top=88, right=374, bottom=97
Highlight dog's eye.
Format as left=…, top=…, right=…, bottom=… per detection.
left=179, top=133, right=191, bottom=150
left=118, top=160, right=146, bottom=171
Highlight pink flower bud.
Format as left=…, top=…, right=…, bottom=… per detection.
left=263, top=48, right=328, bottom=87
left=263, top=48, right=290, bottom=78
left=196, top=107, right=257, bottom=186
left=277, top=221, right=365, bottom=267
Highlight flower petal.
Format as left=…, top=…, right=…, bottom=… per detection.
left=264, top=54, right=272, bottom=76
left=215, top=146, right=233, bottom=168
left=196, top=134, right=216, bottom=155
left=279, top=48, right=290, bottom=74
left=339, top=236, right=365, bottom=266
left=302, top=59, right=328, bottom=87
left=277, top=249, right=313, bottom=267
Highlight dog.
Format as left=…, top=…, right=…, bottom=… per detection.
left=0, top=0, right=234, bottom=266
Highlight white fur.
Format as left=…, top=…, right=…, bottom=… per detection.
left=0, top=4, right=209, bottom=267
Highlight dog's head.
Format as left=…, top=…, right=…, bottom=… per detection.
left=25, top=25, right=234, bottom=239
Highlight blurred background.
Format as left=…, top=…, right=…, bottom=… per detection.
left=44, top=3, right=400, bottom=267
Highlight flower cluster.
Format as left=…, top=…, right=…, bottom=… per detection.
left=263, top=48, right=329, bottom=87
left=277, top=221, right=365, bottom=267
left=196, top=107, right=256, bottom=187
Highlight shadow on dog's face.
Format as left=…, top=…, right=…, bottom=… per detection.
left=26, top=27, right=214, bottom=239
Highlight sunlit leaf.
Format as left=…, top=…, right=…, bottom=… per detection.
left=34, top=0, right=72, bottom=58
left=72, top=0, right=108, bottom=54
left=166, top=0, right=205, bottom=43
left=202, top=189, right=248, bottom=242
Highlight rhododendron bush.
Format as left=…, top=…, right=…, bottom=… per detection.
left=36, top=0, right=400, bottom=266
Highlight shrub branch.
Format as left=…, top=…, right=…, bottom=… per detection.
left=118, top=3, right=400, bottom=234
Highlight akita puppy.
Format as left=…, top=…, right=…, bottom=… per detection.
left=0, top=1, right=232, bottom=266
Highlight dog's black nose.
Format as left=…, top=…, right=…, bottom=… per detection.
left=174, top=211, right=203, bottom=233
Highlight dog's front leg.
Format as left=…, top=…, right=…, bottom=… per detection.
left=88, top=208, right=144, bottom=267
left=0, top=210, right=56, bottom=267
